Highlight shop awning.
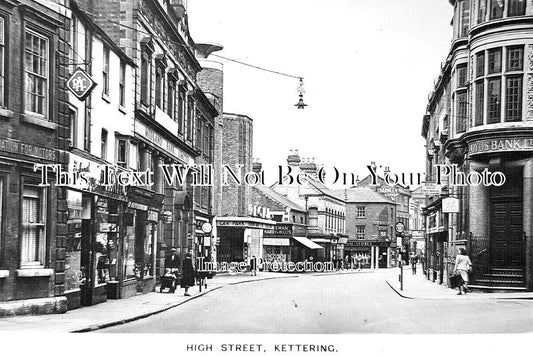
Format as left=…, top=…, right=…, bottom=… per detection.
left=292, top=236, right=323, bottom=250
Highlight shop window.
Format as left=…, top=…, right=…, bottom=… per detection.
left=102, top=45, right=109, bottom=97
left=21, top=186, right=46, bottom=267
left=119, top=60, right=125, bottom=108
left=65, top=190, right=83, bottom=291
left=0, top=17, right=5, bottom=107
left=24, top=29, right=49, bottom=117
left=508, top=0, right=526, bottom=16
left=490, top=0, right=504, bottom=19
left=356, top=226, right=365, bottom=240
left=356, top=206, right=366, bottom=218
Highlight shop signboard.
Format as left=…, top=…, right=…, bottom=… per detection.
left=442, top=197, right=459, bottom=213
left=263, top=238, right=291, bottom=246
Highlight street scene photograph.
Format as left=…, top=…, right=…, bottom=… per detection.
left=1, top=0, right=533, bottom=355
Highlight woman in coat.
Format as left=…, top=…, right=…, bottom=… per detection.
left=180, top=252, right=195, bottom=296
left=453, top=247, right=472, bottom=295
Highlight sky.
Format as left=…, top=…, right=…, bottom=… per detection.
left=187, top=0, right=453, bottom=187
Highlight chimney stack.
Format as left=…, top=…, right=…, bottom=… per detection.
left=287, top=149, right=301, bottom=167
left=252, top=158, right=262, bottom=174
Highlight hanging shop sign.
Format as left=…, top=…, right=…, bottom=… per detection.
left=160, top=210, right=173, bottom=223
left=442, top=197, right=460, bottom=213
left=66, top=67, right=97, bottom=101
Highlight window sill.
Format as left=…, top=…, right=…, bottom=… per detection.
left=20, top=114, right=57, bottom=130
left=0, top=107, right=14, bottom=119
left=16, top=268, right=54, bottom=277
left=0, top=270, right=9, bottom=278
left=118, top=105, right=126, bottom=114
left=102, top=93, right=111, bottom=103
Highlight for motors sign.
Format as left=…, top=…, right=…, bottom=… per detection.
left=67, top=68, right=97, bottom=100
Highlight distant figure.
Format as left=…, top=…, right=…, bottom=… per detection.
left=180, top=252, right=195, bottom=296
left=454, top=247, right=472, bottom=295
left=410, top=254, right=418, bottom=274
left=250, top=255, right=258, bottom=276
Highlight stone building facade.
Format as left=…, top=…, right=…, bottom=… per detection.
left=423, top=0, right=533, bottom=291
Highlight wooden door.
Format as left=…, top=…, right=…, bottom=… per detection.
left=490, top=199, right=523, bottom=268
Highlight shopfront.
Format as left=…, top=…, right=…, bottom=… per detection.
left=64, top=156, right=128, bottom=308
left=216, top=217, right=275, bottom=264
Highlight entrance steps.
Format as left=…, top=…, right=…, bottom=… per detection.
left=471, top=268, right=526, bottom=291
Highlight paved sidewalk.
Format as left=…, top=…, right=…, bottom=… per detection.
left=385, top=265, right=533, bottom=300
left=0, top=272, right=293, bottom=333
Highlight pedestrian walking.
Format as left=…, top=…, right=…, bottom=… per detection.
left=250, top=255, right=258, bottom=276
left=180, top=252, right=195, bottom=296
left=410, top=254, right=418, bottom=275
left=453, top=247, right=472, bottom=295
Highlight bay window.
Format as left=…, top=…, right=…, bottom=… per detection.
left=474, top=45, right=524, bottom=125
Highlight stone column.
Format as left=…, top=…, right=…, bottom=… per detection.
left=524, top=158, right=533, bottom=291
left=370, top=246, right=375, bottom=269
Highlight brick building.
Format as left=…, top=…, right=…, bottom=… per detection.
left=0, top=0, right=71, bottom=314
left=215, top=113, right=275, bottom=264
left=273, top=151, right=347, bottom=262
left=337, top=187, right=397, bottom=268
left=423, top=0, right=533, bottom=291
left=75, top=0, right=218, bottom=283
left=250, top=165, right=321, bottom=263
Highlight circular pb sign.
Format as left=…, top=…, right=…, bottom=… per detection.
left=395, top=222, right=405, bottom=233
left=201, top=222, right=213, bottom=233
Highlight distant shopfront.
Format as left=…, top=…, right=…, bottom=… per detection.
left=262, top=223, right=322, bottom=263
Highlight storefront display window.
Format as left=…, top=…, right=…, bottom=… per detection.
left=65, top=190, right=84, bottom=290
left=124, top=224, right=136, bottom=279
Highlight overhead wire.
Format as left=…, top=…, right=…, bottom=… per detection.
left=72, top=8, right=304, bottom=81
